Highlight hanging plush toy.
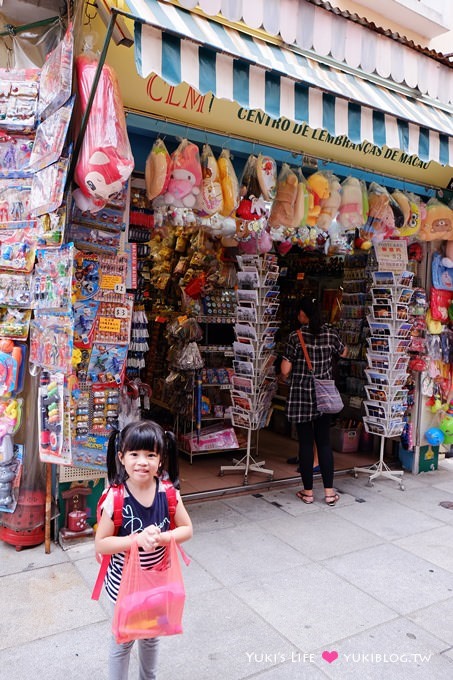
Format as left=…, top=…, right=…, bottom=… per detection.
left=236, top=155, right=266, bottom=220
left=337, top=177, right=367, bottom=230
left=365, top=183, right=401, bottom=242
left=73, top=54, right=134, bottom=212
left=268, top=163, right=298, bottom=231
left=164, top=140, right=202, bottom=209
left=291, top=171, right=310, bottom=230
left=197, top=144, right=223, bottom=216
left=317, top=174, right=341, bottom=230
left=398, top=192, right=425, bottom=238
left=145, top=138, right=171, bottom=202
left=306, top=171, right=330, bottom=227
left=392, top=190, right=411, bottom=229
left=256, top=154, right=277, bottom=202
left=218, top=149, right=239, bottom=217
left=418, top=198, right=453, bottom=241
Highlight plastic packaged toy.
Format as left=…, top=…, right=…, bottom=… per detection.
left=0, top=69, right=40, bottom=132
left=163, top=140, right=202, bottom=209
left=30, top=157, right=70, bottom=216
left=29, top=315, right=73, bottom=373
left=29, top=97, right=74, bottom=172
left=145, top=138, right=171, bottom=201
left=38, top=25, right=74, bottom=120
left=0, top=132, right=34, bottom=178
left=87, top=343, right=128, bottom=386
left=73, top=53, right=134, bottom=212
left=0, top=272, right=33, bottom=307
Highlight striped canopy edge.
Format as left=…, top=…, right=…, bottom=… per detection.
left=126, top=0, right=453, bottom=167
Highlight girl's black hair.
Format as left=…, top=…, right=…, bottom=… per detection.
left=106, top=420, right=180, bottom=488
left=297, top=297, right=322, bottom=336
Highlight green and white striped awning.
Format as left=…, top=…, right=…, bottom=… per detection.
left=126, top=0, right=453, bottom=166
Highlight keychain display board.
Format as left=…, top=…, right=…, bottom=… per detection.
left=354, top=268, right=415, bottom=489
left=220, top=253, right=279, bottom=484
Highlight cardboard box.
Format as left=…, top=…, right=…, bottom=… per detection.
left=331, top=426, right=360, bottom=453
left=399, top=445, right=438, bottom=473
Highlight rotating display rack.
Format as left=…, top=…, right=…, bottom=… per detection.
left=220, top=253, right=279, bottom=484
left=354, top=269, right=415, bottom=490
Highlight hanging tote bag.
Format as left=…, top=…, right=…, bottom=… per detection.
left=112, top=535, right=186, bottom=644
left=296, top=330, right=344, bottom=414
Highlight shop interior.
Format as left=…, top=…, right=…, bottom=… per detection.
left=123, top=113, right=434, bottom=499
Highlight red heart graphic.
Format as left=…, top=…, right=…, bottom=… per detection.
left=322, top=650, right=339, bottom=663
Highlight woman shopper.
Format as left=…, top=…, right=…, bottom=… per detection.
left=280, top=297, right=347, bottom=506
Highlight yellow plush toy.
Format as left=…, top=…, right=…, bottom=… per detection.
left=306, top=171, right=330, bottom=226
left=218, top=149, right=239, bottom=217
left=317, top=174, right=341, bottom=230
left=392, top=190, right=411, bottom=229
left=418, top=199, right=453, bottom=241
left=399, top=192, right=424, bottom=238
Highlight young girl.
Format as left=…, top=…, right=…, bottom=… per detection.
left=95, top=420, right=193, bottom=680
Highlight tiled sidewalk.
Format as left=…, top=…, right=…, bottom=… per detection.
left=2, top=460, right=453, bottom=679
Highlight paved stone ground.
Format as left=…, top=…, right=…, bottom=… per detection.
left=2, top=460, right=453, bottom=679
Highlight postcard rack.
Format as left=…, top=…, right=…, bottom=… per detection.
left=219, top=253, right=279, bottom=484
left=353, top=269, right=414, bottom=490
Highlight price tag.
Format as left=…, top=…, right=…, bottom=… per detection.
left=98, top=317, right=121, bottom=333
left=114, top=283, right=126, bottom=294
left=101, top=274, right=123, bottom=291
left=115, top=306, right=129, bottom=319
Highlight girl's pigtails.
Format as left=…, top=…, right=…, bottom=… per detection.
left=164, top=430, right=180, bottom=489
left=106, top=428, right=120, bottom=485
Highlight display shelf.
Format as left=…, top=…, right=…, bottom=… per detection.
left=219, top=253, right=279, bottom=484
left=354, top=267, right=413, bottom=489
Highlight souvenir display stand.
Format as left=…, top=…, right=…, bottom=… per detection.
left=353, top=267, right=416, bottom=489
left=220, top=253, right=279, bottom=484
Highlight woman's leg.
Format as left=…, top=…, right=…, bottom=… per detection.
left=296, top=421, right=315, bottom=491
left=313, top=414, right=335, bottom=491
left=137, top=638, right=159, bottom=680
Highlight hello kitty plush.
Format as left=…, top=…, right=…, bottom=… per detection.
left=164, top=140, right=202, bottom=208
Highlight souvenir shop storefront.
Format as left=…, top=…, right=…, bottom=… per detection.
left=98, top=2, right=453, bottom=497
left=1, top=1, right=453, bottom=549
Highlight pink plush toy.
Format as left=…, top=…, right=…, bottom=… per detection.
left=74, top=55, right=134, bottom=212
left=74, top=147, right=133, bottom=211
left=165, top=141, right=202, bottom=208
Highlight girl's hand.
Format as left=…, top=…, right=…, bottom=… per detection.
left=136, top=525, right=161, bottom=551
left=155, top=530, right=172, bottom=547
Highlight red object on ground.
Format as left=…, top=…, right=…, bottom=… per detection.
left=0, top=489, right=45, bottom=550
